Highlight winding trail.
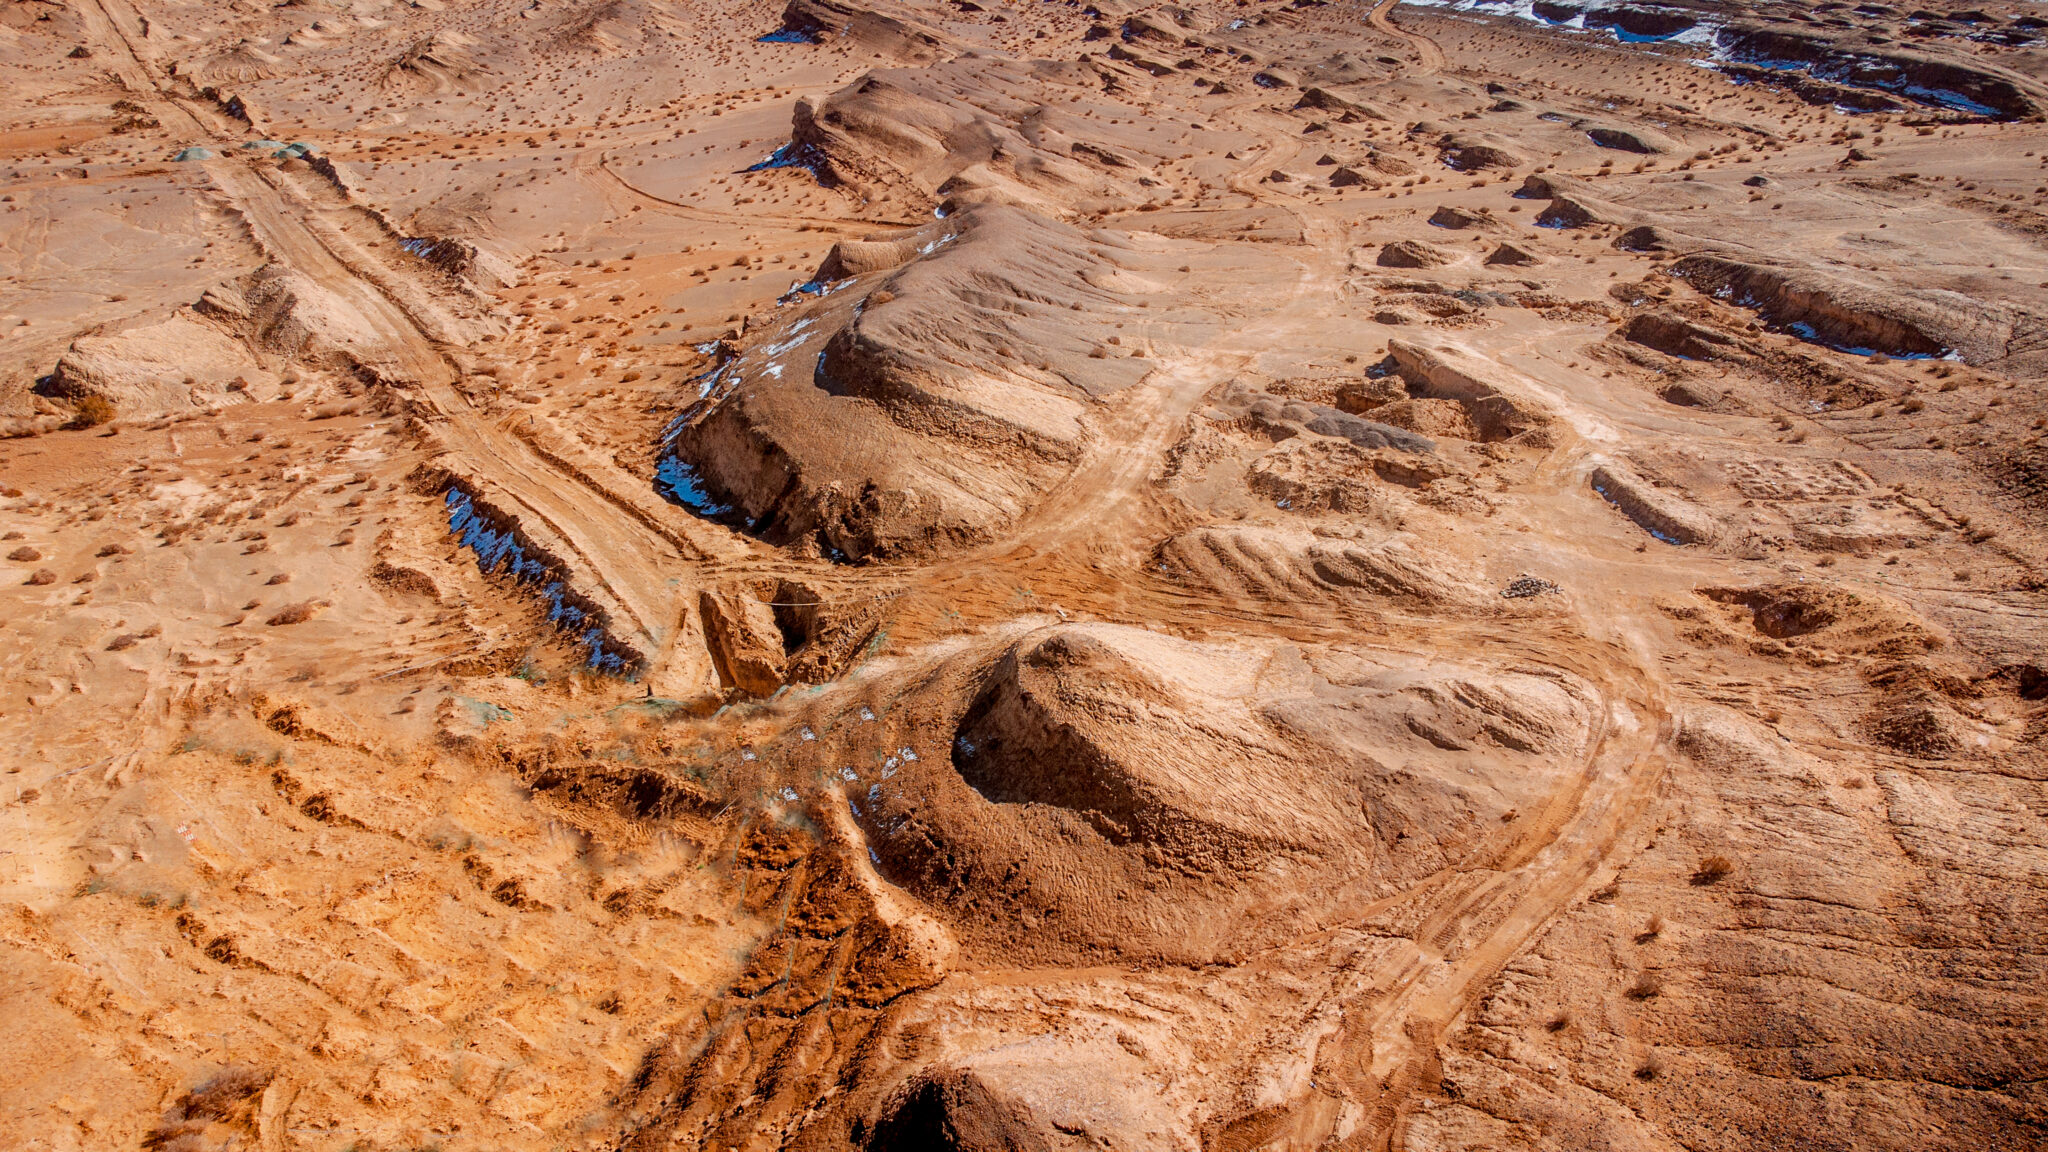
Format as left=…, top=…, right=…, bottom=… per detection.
left=1370, top=0, right=1446, bottom=74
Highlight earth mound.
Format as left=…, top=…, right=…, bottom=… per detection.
left=863, top=624, right=1597, bottom=964
left=666, top=205, right=1173, bottom=560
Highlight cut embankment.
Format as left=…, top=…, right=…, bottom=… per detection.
left=1591, top=463, right=1715, bottom=546
left=433, top=473, right=646, bottom=676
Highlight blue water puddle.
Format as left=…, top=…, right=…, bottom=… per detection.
left=756, top=28, right=816, bottom=43
left=653, top=454, right=737, bottom=520
left=1725, top=49, right=2005, bottom=116
left=444, top=487, right=641, bottom=676
left=1781, top=320, right=1940, bottom=360
left=780, top=277, right=851, bottom=304
left=744, top=141, right=831, bottom=180
left=1691, top=282, right=1944, bottom=359
left=1609, top=27, right=1685, bottom=43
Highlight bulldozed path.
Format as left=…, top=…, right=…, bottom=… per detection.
left=76, top=0, right=715, bottom=688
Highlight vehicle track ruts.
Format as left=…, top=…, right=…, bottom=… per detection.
left=74, top=0, right=717, bottom=690
left=1369, top=0, right=1447, bottom=75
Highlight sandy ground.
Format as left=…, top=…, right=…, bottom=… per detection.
left=3, top=0, right=2047, bottom=1149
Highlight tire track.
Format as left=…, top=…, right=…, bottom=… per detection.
left=73, top=0, right=716, bottom=691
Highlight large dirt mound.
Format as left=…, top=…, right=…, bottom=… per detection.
left=665, top=203, right=1265, bottom=560
left=864, top=624, right=1597, bottom=965
left=774, top=0, right=957, bottom=62
left=786, top=58, right=1187, bottom=213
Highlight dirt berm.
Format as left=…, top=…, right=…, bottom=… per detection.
left=1384, top=339, right=1552, bottom=442
left=1671, top=253, right=2013, bottom=363
left=668, top=205, right=1177, bottom=560
left=788, top=58, right=1169, bottom=213
left=1591, top=461, right=1717, bottom=545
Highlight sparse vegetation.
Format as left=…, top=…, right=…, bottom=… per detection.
left=1692, top=855, right=1737, bottom=886
left=66, top=394, right=115, bottom=429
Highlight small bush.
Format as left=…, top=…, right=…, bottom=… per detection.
left=265, top=600, right=326, bottom=626
left=1692, top=854, right=1736, bottom=885
left=1625, top=972, right=1663, bottom=1000
left=67, top=394, right=115, bottom=429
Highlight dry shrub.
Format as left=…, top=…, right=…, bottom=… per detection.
left=1691, top=854, right=1736, bottom=885
left=6, top=545, right=40, bottom=562
left=142, top=1066, right=272, bottom=1149
left=1625, top=971, right=1663, bottom=1000
left=25, top=568, right=55, bottom=586
left=67, top=394, right=116, bottom=429
left=264, top=600, right=327, bottom=626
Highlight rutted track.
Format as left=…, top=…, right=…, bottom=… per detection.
left=75, top=0, right=716, bottom=689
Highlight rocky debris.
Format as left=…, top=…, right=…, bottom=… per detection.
left=1715, top=22, right=2048, bottom=120
left=1538, top=190, right=1654, bottom=230
left=1369, top=397, right=1478, bottom=440
left=1220, top=383, right=1438, bottom=454
left=1502, top=573, right=1560, bottom=598
left=1659, top=379, right=1730, bottom=408
left=1690, top=583, right=1943, bottom=658
left=1427, top=204, right=1506, bottom=231
left=1513, top=171, right=1598, bottom=201
left=380, top=31, right=490, bottom=93
left=1295, top=86, right=1390, bottom=122
left=1335, top=376, right=1408, bottom=413
left=1866, top=686, right=1971, bottom=756
left=1591, top=462, right=1717, bottom=545
left=1585, top=4, right=1699, bottom=39
left=1580, top=122, right=1677, bottom=154
left=699, top=588, right=787, bottom=697
left=1438, top=132, right=1525, bottom=171
left=1717, top=61, right=1908, bottom=113
left=1107, top=42, right=1178, bottom=76
left=1621, top=308, right=1748, bottom=361
left=1327, top=165, right=1382, bottom=189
